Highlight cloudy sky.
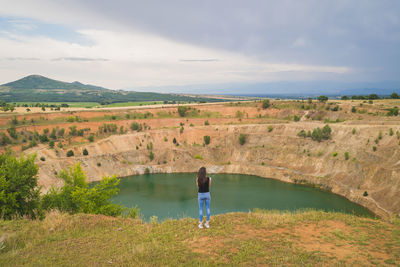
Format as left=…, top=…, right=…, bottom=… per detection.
left=0, top=0, right=399, bottom=94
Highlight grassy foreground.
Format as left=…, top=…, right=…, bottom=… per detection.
left=0, top=210, right=399, bottom=266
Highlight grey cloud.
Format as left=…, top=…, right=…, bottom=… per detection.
left=66, top=0, right=400, bottom=82
left=52, top=57, right=109, bottom=62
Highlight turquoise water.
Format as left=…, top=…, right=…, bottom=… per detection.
left=112, top=173, right=373, bottom=220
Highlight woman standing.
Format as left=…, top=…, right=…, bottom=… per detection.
left=196, top=167, right=211, bottom=228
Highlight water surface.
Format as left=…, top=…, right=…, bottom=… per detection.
left=112, top=173, right=372, bottom=220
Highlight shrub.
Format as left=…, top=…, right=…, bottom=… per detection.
left=293, top=115, right=300, bottom=122
left=332, top=106, right=339, bottom=111
left=387, top=107, right=399, bottom=116
left=177, top=106, right=188, bottom=117
left=88, top=134, right=95, bottom=142
left=333, top=152, right=338, bottom=157
left=66, top=150, right=74, bottom=157
left=83, top=148, right=88, bottom=156
left=164, top=136, right=168, bottom=142
left=123, top=206, right=140, bottom=219
left=144, top=167, right=150, bottom=174
left=351, top=106, right=356, bottom=113
left=239, top=134, right=246, bottom=145
left=149, top=151, right=154, bottom=161
left=40, top=156, right=46, bottom=161
left=42, top=163, right=123, bottom=216
left=344, top=152, right=350, bottom=160
left=0, top=152, right=42, bottom=219
left=7, top=126, right=18, bottom=139
left=373, top=146, right=377, bottom=151
left=389, top=128, right=394, bottom=136
left=97, top=162, right=101, bottom=167
left=297, top=130, right=306, bottom=138
left=195, top=154, right=203, bottom=159
left=352, top=128, right=356, bottom=135
left=317, top=95, right=328, bottom=102
left=130, top=122, right=142, bottom=131
left=203, top=135, right=211, bottom=145
left=268, top=126, right=273, bottom=132
left=363, top=191, right=368, bottom=197
left=173, top=137, right=177, bottom=144
left=204, top=120, right=210, bottom=125
left=262, top=99, right=270, bottom=109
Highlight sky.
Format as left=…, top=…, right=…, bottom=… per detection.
left=0, top=0, right=399, bottom=94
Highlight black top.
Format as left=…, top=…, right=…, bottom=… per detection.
left=198, top=177, right=210, bottom=193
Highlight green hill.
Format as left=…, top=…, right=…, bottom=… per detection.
left=0, top=75, right=223, bottom=103
left=0, top=210, right=399, bottom=266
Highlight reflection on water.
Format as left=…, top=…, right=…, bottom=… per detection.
left=112, top=173, right=373, bottom=221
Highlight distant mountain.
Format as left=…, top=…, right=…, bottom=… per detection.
left=2, top=75, right=108, bottom=91
left=0, top=75, right=223, bottom=103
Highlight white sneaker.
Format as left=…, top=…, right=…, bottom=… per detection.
left=205, top=221, right=210, bottom=228
left=198, top=222, right=203, bottom=229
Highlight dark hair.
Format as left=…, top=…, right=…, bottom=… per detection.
left=197, top=167, right=207, bottom=186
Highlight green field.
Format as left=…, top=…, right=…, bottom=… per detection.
left=14, top=102, right=99, bottom=108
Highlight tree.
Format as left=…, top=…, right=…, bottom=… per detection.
left=262, top=99, right=270, bottom=109
left=42, top=163, right=123, bottom=216
left=239, top=134, right=246, bottom=145
left=149, top=151, right=154, bottom=161
left=390, top=92, right=399, bottom=99
left=66, top=150, right=74, bottom=157
left=177, top=106, right=188, bottom=117
left=130, top=122, right=142, bottom=131
left=83, top=148, right=88, bottom=156
left=203, top=135, right=211, bottom=145
left=317, top=95, right=328, bottom=102
left=0, top=152, right=42, bottom=220
left=351, top=106, right=357, bottom=113
left=341, top=96, right=349, bottom=100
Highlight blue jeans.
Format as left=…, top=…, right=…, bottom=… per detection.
left=198, top=192, right=211, bottom=222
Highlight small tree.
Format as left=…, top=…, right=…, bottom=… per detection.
left=262, top=99, right=270, bottom=109
left=149, top=151, right=154, bottom=161
left=317, top=95, right=328, bottom=102
left=0, top=152, right=42, bottom=220
left=66, top=150, right=74, bottom=157
left=88, top=134, right=95, bottom=142
left=204, top=135, right=211, bottom=145
left=239, top=134, right=246, bottom=145
left=49, top=140, right=55, bottom=148
left=177, top=106, right=188, bottom=117
left=130, top=122, right=142, bottom=131
left=351, top=106, right=356, bottom=113
left=83, top=148, right=88, bottom=156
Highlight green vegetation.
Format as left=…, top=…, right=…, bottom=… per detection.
left=352, top=128, right=356, bottom=134
left=42, top=163, right=123, bottom=216
left=204, top=120, right=210, bottom=125
left=333, top=152, right=338, bottom=157
left=130, top=122, right=143, bottom=131
left=0, top=210, right=398, bottom=266
left=239, top=134, right=246, bottom=145
left=344, top=152, right=350, bottom=160
left=82, top=148, right=88, bottom=156
left=203, top=135, right=211, bottom=145
left=293, top=115, right=300, bottom=122
left=194, top=154, right=203, bottom=159
left=149, top=151, right=154, bottom=161
left=262, top=99, right=270, bottom=109
left=177, top=106, right=188, bottom=117
left=317, top=95, right=328, bottom=102
left=66, top=150, right=74, bottom=157
left=268, top=125, right=273, bottom=132
left=298, top=125, right=331, bottom=142
left=0, top=152, right=41, bottom=220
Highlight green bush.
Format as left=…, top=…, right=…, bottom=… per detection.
left=297, top=130, right=307, bottom=138
left=351, top=106, right=356, bottom=113
left=389, top=128, right=394, bottom=136
left=130, top=122, right=142, bottom=131
left=203, top=135, right=211, bottom=145
left=293, top=115, right=300, bottom=122
left=268, top=126, right=273, bottom=132
left=42, top=163, right=123, bottom=216
left=149, top=151, right=154, bottom=161
left=373, top=146, right=377, bottom=152
left=88, top=134, right=95, bottom=142
left=204, top=120, right=210, bottom=125
left=49, top=140, right=55, bottom=148
left=239, top=134, right=246, bottom=145
left=333, top=152, right=338, bottom=157
left=40, top=156, right=45, bottom=161
left=317, top=95, right=328, bottom=102
left=387, top=107, right=399, bottom=116
left=7, top=126, right=18, bottom=139
left=83, top=148, right=88, bottom=156
left=352, top=128, right=356, bottom=135
left=344, top=152, right=350, bottom=160
left=0, top=152, right=42, bottom=220
left=66, top=150, right=74, bottom=157
left=177, top=106, right=188, bottom=117
left=262, top=99, right=270, bottom=109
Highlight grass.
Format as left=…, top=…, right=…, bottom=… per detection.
left=0, top=210, right=399, bottom=266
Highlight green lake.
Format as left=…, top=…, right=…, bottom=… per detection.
left=112, top=173, right=373, bottom=220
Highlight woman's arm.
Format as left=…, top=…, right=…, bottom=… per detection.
left=209, top=177, right=212, bottom=186
left=196, top=177, right=198, bottom=187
